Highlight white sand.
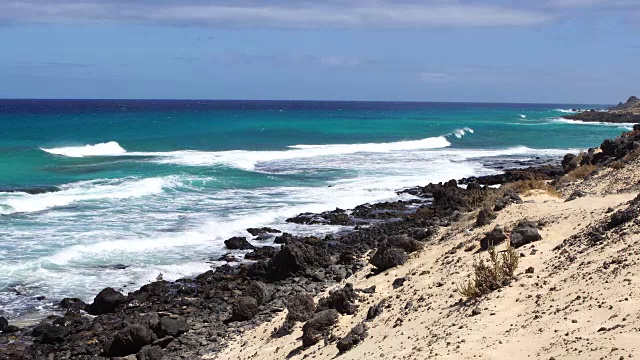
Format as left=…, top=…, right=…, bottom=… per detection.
left=211, top=161, right=640, bottom=360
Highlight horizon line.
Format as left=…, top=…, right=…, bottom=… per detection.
left=0, top=98, right=612, bottom=106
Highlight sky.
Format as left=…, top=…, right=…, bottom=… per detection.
left=0, top=0, right=639, bottom=103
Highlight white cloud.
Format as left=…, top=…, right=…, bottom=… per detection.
left=0, top=1, right=553, bottom=28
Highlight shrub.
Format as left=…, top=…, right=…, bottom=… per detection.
left=457, top=243, right=519, bottom=299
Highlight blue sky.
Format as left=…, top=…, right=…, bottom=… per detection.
left=0, top=0, right=639, bottom=103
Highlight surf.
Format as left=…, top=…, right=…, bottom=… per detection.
left=39, top=129, right=474, bottom=171
left=41, top=141, right=126, bottom=157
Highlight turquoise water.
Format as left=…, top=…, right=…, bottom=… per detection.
left=0, top=100, right=628, bottom=319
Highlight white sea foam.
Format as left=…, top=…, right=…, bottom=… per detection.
left=555, top=108, right=580, bottom=114
left=41, top=141, right=127, bottom=157
left=0, top=177, right=169, bottom=215
left=520, top=114, right=526, bottom=119
left=551, top=118, right=634, bottom=130
left=40, top=130, right=474, bottom=171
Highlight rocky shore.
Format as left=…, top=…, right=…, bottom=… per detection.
left=563, top=96, right=640, bottom=123
left=3, top=125, right=640, bottom=360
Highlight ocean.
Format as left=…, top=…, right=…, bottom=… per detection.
left=0, top=100, right=630, bottom=322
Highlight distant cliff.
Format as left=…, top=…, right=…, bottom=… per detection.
left=564, top=96, right=640, bottom=123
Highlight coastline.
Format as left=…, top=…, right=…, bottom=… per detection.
left=3, top=126, right=640, bottom=359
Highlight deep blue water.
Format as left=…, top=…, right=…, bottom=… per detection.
left=0, top=100, right=627, bottom=321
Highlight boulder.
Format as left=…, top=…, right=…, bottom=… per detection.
left=370, top=247, right=408, bottom=271
left=32, top=324, right=69, bottom=344
left=151, top=316, right=188, bottom=338
left=475, top=208, right=496, bottom=227
left=244, top=281, right=272, bottom=305
left=336, top=323, right=368, bottom=353
left=285, top=293, right=316, bottom=324
left=384, top=235, right=424, bottom=254
left=562, top=153, right=579, bottom=173
left=317, top=283, right=358, bottom=315
left=392, top=277, right=407, bottom=289
left=510, top=221, right=542, bottom=248
left=231, top=296, right=259, bottom=322
left=224, top=236, right=255, bottom=250
left=105, top=324, right=153, bottom=357
left=86, top=287, right=126, bottom=315
left=137, top=345, right=164, bottom=360
left=480, top=226, right=508, bottom=250
left=268, top=239, right=331, bottom=277
left=60, top=297, right=87, bottom=311
left=494, top=192, right=523, bottom=211
left=366, top=300, right=384, bottom=321
left=302, top=310, right=340, bottom=347
left=0, top=317, right=7, bottom=332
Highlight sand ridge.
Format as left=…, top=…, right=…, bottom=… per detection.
left=213, top=161, right=640, bottom=360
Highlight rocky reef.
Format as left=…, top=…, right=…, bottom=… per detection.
left=563, top=96, right=640, bottom=123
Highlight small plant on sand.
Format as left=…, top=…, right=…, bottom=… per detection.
left=457, top=243, right=519, bottom=299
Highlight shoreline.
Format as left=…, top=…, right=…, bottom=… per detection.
left=2, top=126, right=640, bottom=359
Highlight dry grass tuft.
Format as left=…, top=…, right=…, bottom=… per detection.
left=563, top=164, right=597, bottom=181
left=500, top=179, right=561, bottom=198
left=457, top=243, right=519, bottom=299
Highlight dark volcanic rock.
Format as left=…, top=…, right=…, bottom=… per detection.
left=392, top=276, right=407, bottom=289
left=384, top=235, right=424, bottom=254
left=152, top=316, right=189, bottom=338
left=610, top=96, right=640, bottom=111
left=336, top=323, right=368, bottom=353
left=268, top=238, right=331, bottom=278
left=460, top=166, right=563, bottom=186
left=274, top=232, right=293, bottom=244
left=566, top=190, right=587, bottom=202
left=224, top=236, right=255, bottom=250
left=286, top=293, right=316, bottom=324
left=0, top=317, right=8, bottom=332
left=475, top=208, right=496, bottom=227
left=287, top=208, right=352, bottom=225
left=105, top=324, right=154, bottom=357
left=60, top=297, right=86, bottom=311
left=562, top=153, right=579, bottom=173
left=494, top=192, right=523, bottom=211
left=247, top=227, right=281, bottom=236
left=317, top=283, right=358, bottom=315
left=366, top=300, right=384, bottom=321
left=86, top=287, right=126, bottom=315
left=32, top=324, right=69, bottom=344
left=137, top=345, right=164, bottom=360
left=607, top=194, right=640, bottom=230
left=480, top=226, right=508, bottom=250
left=564, top=110, right=640, bottom=124
left=302, top=309, right=340, bottom=348
left=244, top=246, right=278, bottom=261
left=231, top=296, right=259, bottom=322
left=510, top=221, right=542, bottom=248
left=370, top=246, right=408, bottom=271
left=0, top=185, right=60, bottom=195
left=244, top=280, right=272, bottom=305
